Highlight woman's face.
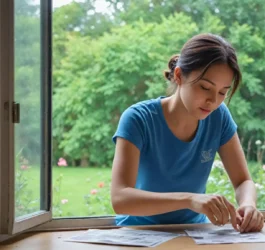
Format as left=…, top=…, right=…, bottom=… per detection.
left=178, top=63, right=234, bottom=120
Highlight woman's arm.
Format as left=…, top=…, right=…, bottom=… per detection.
left=111, top=137, right=192, bottom=216
left=111, top=137, right=238, bottom=229
left=218, top=132, right=264, bottom=232
left=218, top=132, right=256, bottom=207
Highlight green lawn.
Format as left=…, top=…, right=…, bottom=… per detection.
left=15, top=162, right=265, bottom=218
left=15, top=166, right=114, bottom=218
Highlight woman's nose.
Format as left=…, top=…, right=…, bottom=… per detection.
left=207, top=93, right=217, bottom=104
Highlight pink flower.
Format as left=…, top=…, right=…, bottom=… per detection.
left=61, top=199, right=68, bottom=204
left=98, top=182, right=104, bottom=188
left=90, top=189, right=98, bottom=195
left=20, top=165, right=29, bottom=170
left=263, top=165, right=265, bottom=171
left=58, top=157, right=68, bottom=166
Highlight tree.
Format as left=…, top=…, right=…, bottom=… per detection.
left=53, top=13, right=197, bottom=166
left=52, top=0, right=265, bottom=165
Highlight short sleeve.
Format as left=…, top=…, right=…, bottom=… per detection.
left=219, top=103, right=238, bottom=147
left=112, top=106, right=146, bottom=151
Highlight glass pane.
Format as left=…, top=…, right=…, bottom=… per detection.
left=14, top=0, right=42, bottom=218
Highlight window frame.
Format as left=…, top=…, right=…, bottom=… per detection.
left=31, top=217, right=116, bottom=231
left=0, top=0, right=15, bottom=236
left=0, top=0, right=53, bottom=237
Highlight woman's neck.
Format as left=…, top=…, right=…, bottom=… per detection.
left=165, top=94, right=198, bottom=128
left=161, top=94, right=199, bottom=142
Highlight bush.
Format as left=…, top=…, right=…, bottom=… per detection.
left=207, top=160, right=265, bottom=209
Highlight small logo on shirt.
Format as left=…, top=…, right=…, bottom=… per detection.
left=201, top=149, right=213, bottom=163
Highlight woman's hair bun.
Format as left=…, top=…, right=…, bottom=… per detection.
left=164, top=54, right=180, bottom=82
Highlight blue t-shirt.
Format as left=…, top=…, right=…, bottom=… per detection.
left=112, top=96, right=237, bottom=226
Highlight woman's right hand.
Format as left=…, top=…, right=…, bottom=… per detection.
left=189, top=194, right=241, bottom=230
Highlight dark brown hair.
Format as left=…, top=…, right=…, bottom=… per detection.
left=164, top=33, right=242, bottom=104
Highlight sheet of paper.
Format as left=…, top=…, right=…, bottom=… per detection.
left=185, top=225, right=265, bottom=245
left=65, top=228, right=181, bottom=247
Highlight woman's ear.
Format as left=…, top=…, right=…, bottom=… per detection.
left=174, top=66, right=182, bottom=86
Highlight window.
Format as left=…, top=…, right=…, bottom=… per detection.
left=1, top=0, right=265, bottom=238
left=0, top=0, right=52, bottom=235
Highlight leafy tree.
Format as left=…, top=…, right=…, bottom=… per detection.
left=53, top=1, right=116, bottom=74
left=53, top=13, right=197, bottom=166
left=52, top=0, right=265, bottom=165
left=227, top=23, right=265, bottom=159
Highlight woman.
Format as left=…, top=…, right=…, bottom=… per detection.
left=111, top=33, right=264, bottom=233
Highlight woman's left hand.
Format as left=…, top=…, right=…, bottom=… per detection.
left=237, top=205, right=264, bottom=233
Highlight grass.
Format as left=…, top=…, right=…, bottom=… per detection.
left=15, top=161, right=265, bottom=218
left=53, top=166, right=113, bottom=216
left=15, top=166, right=113, bottom=217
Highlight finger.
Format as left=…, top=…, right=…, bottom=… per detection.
left=250, top=220, right=259, bottom=232
left=258, top=214, right=264, bottom=232
left=254, top=218, right=263, bottom=232
left=206, top=207, right=220, bottom=226
left=251, top=212, right=263, bottom=232
left=237, top=208, right=245, bottom=217
left=245, top=210, right=258, bottom=232
left=223, top=199, right=238, bottom=231
left=218, top=197, right=230, bottom=225
left=210, top=203, right=223, bottom=226
left=240, top=209, right=254, bottom=233
left=236, top=212, right=243, bottom=226
left=252, top=216, right=262, bottom=232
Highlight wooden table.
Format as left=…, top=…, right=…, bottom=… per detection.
left=1, top=224, right=265, bottom=250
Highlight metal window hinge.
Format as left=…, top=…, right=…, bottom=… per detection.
left=12, top=102, right=20, bottom=123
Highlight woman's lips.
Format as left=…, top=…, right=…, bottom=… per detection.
left=200, top=107, right=211, bottom=113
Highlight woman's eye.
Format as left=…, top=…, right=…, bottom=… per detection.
left=219, top=92, right=226, bottom=96
left=201, top=85, right=210, bottom=91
